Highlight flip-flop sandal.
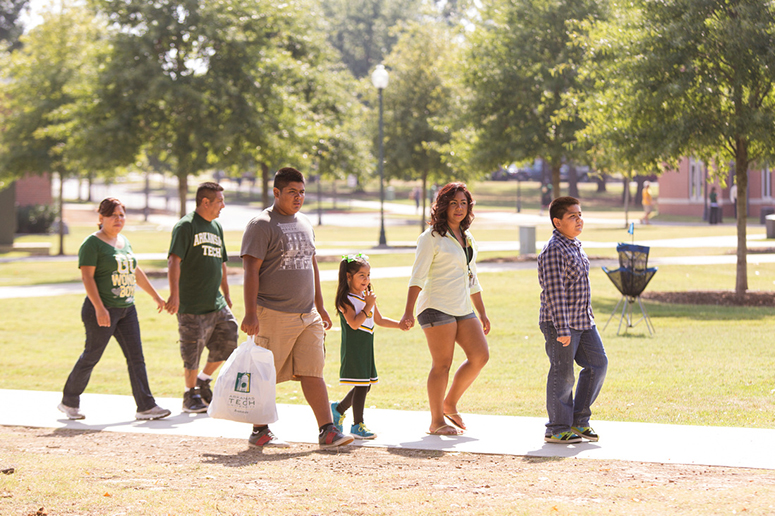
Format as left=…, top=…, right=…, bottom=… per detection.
left=444, top=413, right=466, bottom=430
left=427, top=424, right=461, bottom=436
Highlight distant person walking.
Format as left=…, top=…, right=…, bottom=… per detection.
left=59, top=198, right=171, bottom=421
left=538, top=196, right=608, bottom=444
left=240, top=167, right=354, bottom=448
left=540, top=183, right=553, bottom=216
left=330, top=253, right=403, bottom=440
left=640, top=181, right=654, bottom=225
left=166, top=182, right=238, bottom=414
left=709, top=186, right=721, bottom=224
left=400, top=182, right=490, bottom=436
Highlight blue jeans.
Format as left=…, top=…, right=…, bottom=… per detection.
left=540, top=322, right=608, bottom=435
left=62, top=298, right=157, bottom=412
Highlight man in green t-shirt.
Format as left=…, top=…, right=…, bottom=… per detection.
left=166, top=182, right=238, bottom=413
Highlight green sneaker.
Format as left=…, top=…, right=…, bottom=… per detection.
left=571, top=426, right=599, bottom=442
left=331, top=402, right=345, bottom=433
left=351, top=422, right=377, bottom=440
left=544, top=431, right=582, bottom=444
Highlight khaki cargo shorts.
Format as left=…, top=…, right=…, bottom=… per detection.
left=253, top=305, right=326, bottom=383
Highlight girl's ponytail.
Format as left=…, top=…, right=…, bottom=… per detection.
left=334, top=254, right=370, bottom=313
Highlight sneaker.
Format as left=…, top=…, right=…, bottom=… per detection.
left=57, top=403, right=85, bottom=420
left=544, top=431, right=583, bottom=444
left=350, top=422, right=376, bottom=440
left=248, top=426, right=290, bottom=448
left=182, top=388, right=207, bottom=413
left=319, top=425, right=355, bottom=448
left=331, top=402, right=345, bottom=433
left=135, top=405, right=171, bottom=420
left=571, top=426, right=600, bottom=442
left=196, top=378, right=213, bottom=406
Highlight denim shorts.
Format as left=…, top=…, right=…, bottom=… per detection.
left=417, top=308, right=476, bottom=329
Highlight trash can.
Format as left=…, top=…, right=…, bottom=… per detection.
left=761, top=206, right=775, bottom=225
left=519, top=226, right=536, bottom=256
left=766, top=214, right=775, bottom=239
left=386, top=186, right=395, bottom=201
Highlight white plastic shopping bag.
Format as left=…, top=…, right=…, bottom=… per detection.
left=207, top=336, right=278, bottom=425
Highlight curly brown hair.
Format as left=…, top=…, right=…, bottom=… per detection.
left=429, top=182, right=475, bottom=237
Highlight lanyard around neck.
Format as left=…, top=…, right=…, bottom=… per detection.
left=447, top=226, right=473, bottom=276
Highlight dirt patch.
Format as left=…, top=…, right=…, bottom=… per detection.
left=643, top=291, right=775, bottom=307
left=1, top=426, right=774, bottom=515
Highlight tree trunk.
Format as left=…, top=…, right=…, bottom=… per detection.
left=58, top=170, right=65, bottom=256
left=623, top=172, right=630, bottom=228
left=261, top=162, right=271, bottom=208
left=144, top=171, right=151, bottom=222
left=735, top=139, right=749, bottom=296
left=568, top=164, right=579, bottom=198
left=596, top=174, right=607, bottom=193
left=421, top=174, right=428, bottom=233
left=550, top=162, right=561, bottom=199
left=634, top=176, right=645, bottom=206
left=332, top=180, right=337, bottom=210
left=176, top=170, right=188, bottom=218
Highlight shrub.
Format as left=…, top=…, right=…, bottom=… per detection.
left=16, top=204, right=56, bottom=234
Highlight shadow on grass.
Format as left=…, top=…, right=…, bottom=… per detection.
left=594, top=298, right=773, bottom=322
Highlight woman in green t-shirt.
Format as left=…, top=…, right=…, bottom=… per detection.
left=59, top=198, right=171, bottom=421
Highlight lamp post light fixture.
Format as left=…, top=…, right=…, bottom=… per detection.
left=372, top=64, right=389, bottom=247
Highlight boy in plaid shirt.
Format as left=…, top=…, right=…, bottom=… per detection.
left=538, top=196, right=608, bottom=444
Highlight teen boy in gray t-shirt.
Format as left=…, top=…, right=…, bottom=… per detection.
left=240, top=167, right=353, bottom=449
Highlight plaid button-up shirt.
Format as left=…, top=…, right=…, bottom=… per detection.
left=538, top=229, right=595, bottom=337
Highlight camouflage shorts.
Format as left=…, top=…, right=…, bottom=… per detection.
left=177, top=307, right=238, bottom=370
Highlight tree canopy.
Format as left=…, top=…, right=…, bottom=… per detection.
left=580, top=0, right=775, bottom=294
left=381, top=21, right=463, bottom=228
left=0, top=3, right=107, bottom=253
left=464, top=0, right=602, bottom=196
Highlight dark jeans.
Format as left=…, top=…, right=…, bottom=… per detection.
left=62, top=298, right=156, bottom=412
left=540, top=322, right=608, bottom=435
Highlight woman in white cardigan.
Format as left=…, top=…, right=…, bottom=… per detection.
left=400, top=182, right=491, bottom=435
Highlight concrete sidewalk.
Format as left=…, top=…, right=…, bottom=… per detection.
left=3, top=389, right=773, bottom=470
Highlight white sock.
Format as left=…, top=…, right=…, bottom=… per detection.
left=198, top=372, right=212, bottom=381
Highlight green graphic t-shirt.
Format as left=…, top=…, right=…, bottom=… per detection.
left=168, top=211, right=228, bottom=315
left=78, top=234, right=137, bottom=308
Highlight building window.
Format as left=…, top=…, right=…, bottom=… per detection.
left=689, top=158, right=704, bottom=201
left=762, top=164, right=772, bottom=200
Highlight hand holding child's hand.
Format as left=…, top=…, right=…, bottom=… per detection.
left=399, top=312, right=414, bottom=331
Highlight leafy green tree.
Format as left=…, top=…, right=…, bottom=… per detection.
left=0, top=3, right=106, bottom=254
left=580, top=0, right=775, bottom=295
left=86, top=0, right=340, bottom=216
left=464, top=0, right=602, bottom=197
left=0, top=0, right=29, bottom=51
left=320, top=0, right=422, bottom=79
left=380, top=21, right=463, bottom=231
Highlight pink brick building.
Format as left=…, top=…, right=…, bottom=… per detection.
left=657, top=157, right=774, bottom=222
left=15, top=173, right=52, bottom=207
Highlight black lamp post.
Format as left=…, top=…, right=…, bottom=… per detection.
left=372, top=64, right=389, bottom=247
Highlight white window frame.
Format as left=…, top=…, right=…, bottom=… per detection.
left=762, top=164, right=772, bottom=200
left=689, top=158, right=704, bottom=201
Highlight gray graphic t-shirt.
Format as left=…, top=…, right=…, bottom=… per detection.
left=240, top=207, right=316, bottom=313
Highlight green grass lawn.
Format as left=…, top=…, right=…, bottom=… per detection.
left=3, top=264, right=773, bottom=429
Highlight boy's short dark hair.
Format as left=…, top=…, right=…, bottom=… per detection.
left=549, top=196, right=580, bottom=228
left=274, top=167, right=305, bottom=191
left=196, top=182, right=224, bottom=206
